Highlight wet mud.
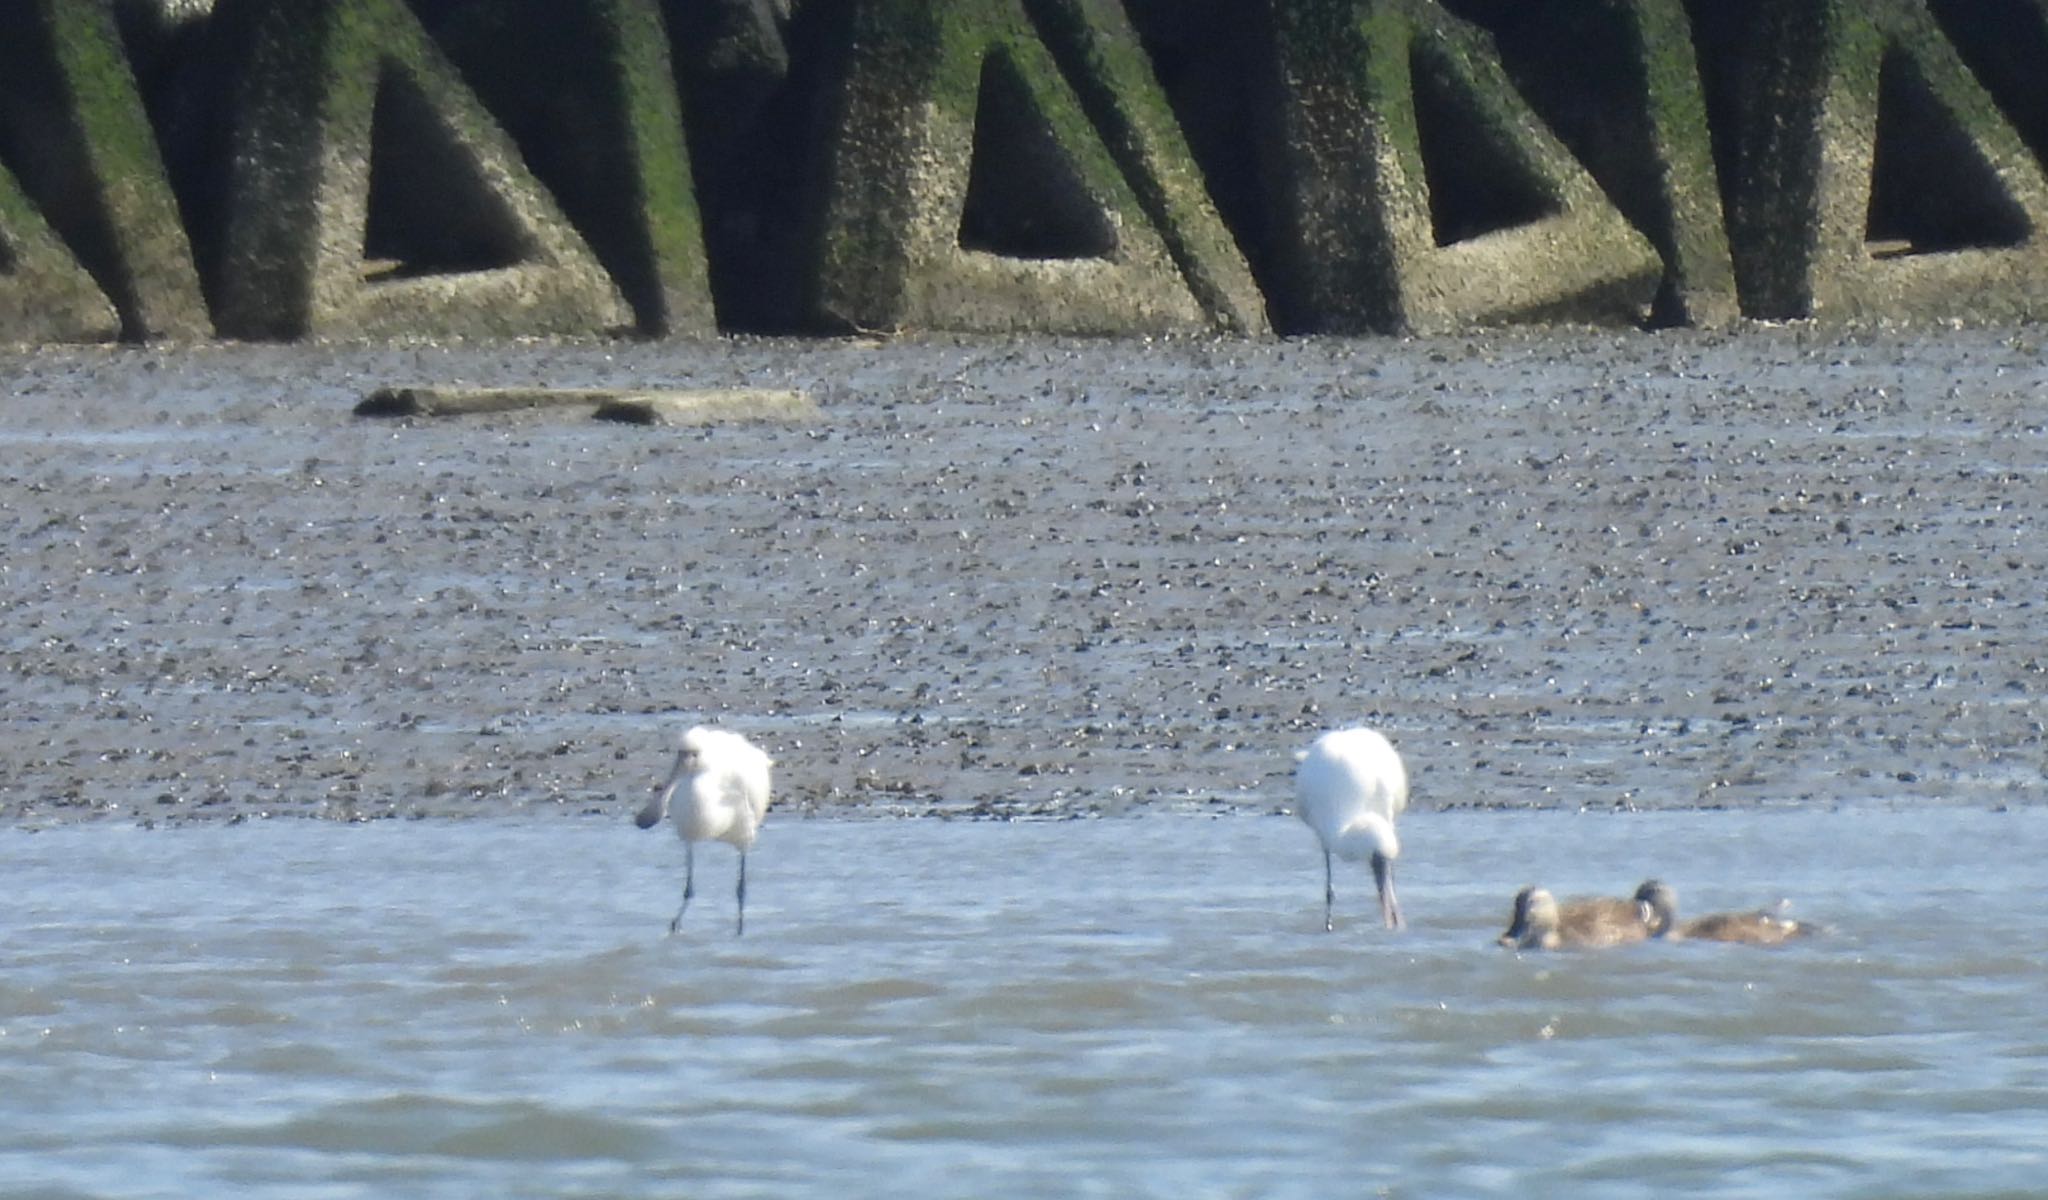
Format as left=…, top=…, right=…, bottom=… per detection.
left=2, top=328, right=2043, bottom=824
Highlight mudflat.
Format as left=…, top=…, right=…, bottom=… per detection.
left=2, top=328, right=2042, bottom=824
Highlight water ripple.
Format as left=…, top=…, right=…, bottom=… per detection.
left=3, top=811, right=2046, bottom=1197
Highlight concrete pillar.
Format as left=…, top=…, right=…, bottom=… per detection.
left=213, top=0, right=631, bottom=340
left=0, top=0, right=202, bottom=342
left=415, top=0, right=716, bottom=336
left=1033, top=0, right=1269, bottom=333
left=1259, top=0, right=1662, bottom=334
left=1723, top=0, right=2048, bottom=322
left=0, top=161, right=120, bottom=345
left=809, top=0, right=1221, bottom=336
left=1926, top=0, right=2048, bottom=170
left=1447, top=0, right=1737, bottom=327
left=668, top=0, right=823, bottom=331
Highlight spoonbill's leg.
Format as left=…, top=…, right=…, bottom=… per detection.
left=735, top=850, right=748, bottom=937
left=668, top=841, right=696, bottom=935
left=1323, top=848, right=1336, bottom=933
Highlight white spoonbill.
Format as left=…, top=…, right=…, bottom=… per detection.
left=1294, top=727, right=1408, bottom=931
left=635, top=725, right=773, bottom=935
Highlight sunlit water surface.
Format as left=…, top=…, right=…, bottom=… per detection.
left=5, top=810, right=2046, bottom=1198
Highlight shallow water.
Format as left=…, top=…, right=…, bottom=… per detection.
left=7, top=809, right=2046, bottom=1198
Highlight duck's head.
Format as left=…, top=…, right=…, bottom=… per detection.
left=1634, top=879, right=1679, bottom=936
left=1499, top=885, right=1559, bottom=948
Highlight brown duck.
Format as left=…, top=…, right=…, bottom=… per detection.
left=1497, top=880, right=1675, bottom=950
left=1673, top=901, right=1815, bottom=945
left=1633, top=881, right=1816, bottom=945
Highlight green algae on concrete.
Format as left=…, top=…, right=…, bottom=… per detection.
left=1029, top=0, right=1270, bottom=333
left=213, top=0, right=631, bottom=340
left=1727, top=0, right=2048, bottom=322
left=1624, top=0, right=1738, bottom=325
left=415, top=0, right=716, bottom=336
left=0, top=157, right=120, bottom=346
left=0, top=0, right=210, bottom=342
left=1453, top=0, right=1737, bottom=327
left=1260, top=0, right=1662, bottom=334
left=1926, top=0, right=2048, bottom=170
left=810, top=0, right=1213, bottom=335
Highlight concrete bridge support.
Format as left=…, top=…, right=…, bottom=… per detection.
left=0, top=0, right=203, bottom=342
left=1445, top=0, right=1738, bottom=327
left=1716, top=0, right=2048, bottom=323
left=413, top=0, right=717, bottom=335
left=3, top=0, right=2048, bottom=344
left=1257, top=0, right=1664, bottom=334
left=211, top=0, right=632, bottom=340
left=808, top=0, right=1245, bottom=336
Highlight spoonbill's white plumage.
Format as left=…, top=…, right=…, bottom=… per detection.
left=1294, top=727, right=1408, bottom=931
left=635, top=725, right=772, bottom=935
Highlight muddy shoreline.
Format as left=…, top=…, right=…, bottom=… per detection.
left=3, top=328, right=2043, bottom=825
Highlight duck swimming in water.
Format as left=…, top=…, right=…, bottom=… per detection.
left=1672, top=898, right=1815, bottom=945
left=1497, top=880, right=1674, bottom=950
left=1628, top=881, right=1816, bottom=945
